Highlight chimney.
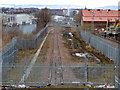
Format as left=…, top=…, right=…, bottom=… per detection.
left=88, top=9, right=91, bottom=11
left=108, top=9, right=111, bottom=11
left=97, top=9, right=100, bottom=11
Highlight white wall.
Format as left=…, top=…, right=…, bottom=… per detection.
left=15, top=14, right=32, bottom=24
left=3, top=14, right=33, bottom=25
left=52, top=15, right=65, bottom=22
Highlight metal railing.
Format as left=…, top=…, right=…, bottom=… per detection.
left=80, top=30, right=119, bottom=63
left=1, top=56, right=117, bottom=87
left=17, top=24, right=49, bottom=50
left=1, top=24, right=49, bottom=66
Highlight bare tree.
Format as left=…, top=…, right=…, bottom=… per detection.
left=35, top=8, right=51, bottom=28
left=74, top=10, right=82, bottom=24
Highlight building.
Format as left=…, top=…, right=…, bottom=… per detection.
left=81, top=9, right=119, bottom=29
left=49, top=9, right=63, bottom=16
left=3, top=14, right=34, bottom=25
left=2, top=7, right=39, bottom=14
left=63, top=9, right=79, bottom=17
left=51, top=15, right=65, bottom=22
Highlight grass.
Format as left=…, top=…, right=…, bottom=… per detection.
left=3, top=29, right=52, bottom=86
left=62, top=26, right=114, bottom=64
left=72, top=32, right=114, bottom=64
left=2, top=25, right=49, bottom=48
left=35, top=30, right=52, bottom=63
left=17, top=49, right=37, bottom=56
left=61, top=27, right=99, bottom=64
left=38, top=32, right=51, bottom=56
left=2, top=30, right=22, bottom=47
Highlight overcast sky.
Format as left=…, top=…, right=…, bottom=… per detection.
left=0, top=0, right=120, bottom=8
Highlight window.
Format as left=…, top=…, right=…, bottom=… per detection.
left=112, top=12, right=114, bottom=14
left=92, top=17, right=94, bottom=20
left=8, top=18, right=10, bottom=22
left=99, top=18, right=102, bottom=20
left=90, top=11, right=94, bottom=14
left=100, top=11, right=102, bottom=14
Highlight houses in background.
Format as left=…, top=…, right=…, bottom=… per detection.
left=49, top=9, right=80, bottom=17
left=51, top=15, right=65, bottom=22
left=3, top=13, right=35, bottom=26
left=2, top=7, right=39, bottom=14
left=80, top=9, right=119, bottom=29
left=63, top=9, right=79, bottom=17
left=49, top=9, right=63, bottom=16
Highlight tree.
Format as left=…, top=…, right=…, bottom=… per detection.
left=74, top=10, right=82, bottom=24
left=35, top=8, right=51, bottom=28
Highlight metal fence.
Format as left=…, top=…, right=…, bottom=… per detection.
left=16, top=24, right=49, bottom=50
left=80, top=30, right=120, bottom=89
left=80, top=30, right=120, bottom=63
left=2, top=37, right=18, bottom=67
left=1, top=24, right=49, bottom=66
left=1, top=56, right=117, bottom=87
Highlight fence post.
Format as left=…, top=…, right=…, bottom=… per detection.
left=118, top=45, right=120, bottom=89
left=24, top=56, right=27, bottom=86
left=84, top=56, right=87, bottom=86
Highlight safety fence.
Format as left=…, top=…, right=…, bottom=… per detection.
left=16, top=24, right=49, bottom=50
left=1, top=24, right=49, bottom=66
left=2, top=38, right=18, bottom=67
left=80, top=30, right=120, bottom=63
left=1, top=56, right=117, bottom=87
left=1, top=65, right=116, bottom=87
left=80, top=30, right=120, bottom=89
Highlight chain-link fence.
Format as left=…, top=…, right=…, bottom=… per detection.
left=80, top=30, right=119, bottom=64
left=1, top=24, right=49, bottom=67
left=16, top=24, right=49, bottom=50
left=2, top=37, right=18, bottom=67
left=1, top=56, right=117, bottom=87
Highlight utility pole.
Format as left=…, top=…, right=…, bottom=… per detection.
left=84, top=55, right=88, bottom=86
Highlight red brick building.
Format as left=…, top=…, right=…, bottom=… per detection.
left=81, top=9, right=119, bottom=29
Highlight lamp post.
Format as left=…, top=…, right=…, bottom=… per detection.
left=91, top=11, right=94, bottom=33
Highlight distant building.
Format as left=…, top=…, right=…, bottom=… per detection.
left=63, top=9, right=68, bottom=16
left=2, top=7, right=39, bottom=14
left=49, top=9, right=63, bottom=16
left=81, top=9, right=119, bottom=29
left=3, top=14, right=34, bottom=25
left=51, top=15, right=65, bottom=22
left=63, top=9, right=79, bottom=17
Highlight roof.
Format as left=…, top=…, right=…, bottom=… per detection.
left=83, top=17, right=119, bottom=22
left=82, top=10, right=119, bottom=22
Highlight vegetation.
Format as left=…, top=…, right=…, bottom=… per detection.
left=72, top=32, right=114, bottom=64
left=62, top=26, right=114, bottom=64
left=74, top=10, right=82, bottom=24
left=2, top=30, right=22, bottom=46
left=35, top=8, right=51, bottom=29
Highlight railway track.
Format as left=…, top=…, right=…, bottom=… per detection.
left=56, top=29, right=64, bottom=84
left=48, top=27, right=64, bottom=85
left=48, top=28, right=55, bottom=85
